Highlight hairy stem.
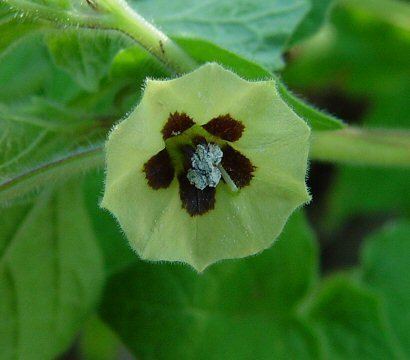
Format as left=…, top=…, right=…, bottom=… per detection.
left=104, top=0, right=197, bottom=73
left=311, top=128, right=410, bottom=167
left=0, top=144, right=104, bottom=206
left=4, top=0, right=109, bottom=27
left=5, top=0, right=197, bottom=73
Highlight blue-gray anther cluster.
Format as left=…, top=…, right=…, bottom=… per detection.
left=187, top=143, right=223, bottom=190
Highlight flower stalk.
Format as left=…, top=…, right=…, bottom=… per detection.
left=310, top=128, right=410, bottom=167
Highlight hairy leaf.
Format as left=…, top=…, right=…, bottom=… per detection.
left=0, top=36, right=98, bottom=185
left=0, top=181, right=104, bottom=360
left=130, top=0, right=310, bottom=70
left=0, top=4, right=48, bottom=57
left=277, top=81, right=345, bottom=130
left=0, top=34, right=58, bottom=103
left=46, top=30, right=130, bottom=92
left=0, top=31, right=166, bottom=206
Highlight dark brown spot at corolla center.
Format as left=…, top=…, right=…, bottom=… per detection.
left=203, top=114, right=244, bottom=142
left=221, top=145, right=255, bottom=188
left=162, top=112, right=195, bottom=140
left=144, top=112, right=254, bottom=216
left=179, top=144, right=197, bottom=170
left=178, top=171, right=216, bottom=216
left=143, top=149, right=174, bottom=189
left=177, top=144, right=255, bottom=216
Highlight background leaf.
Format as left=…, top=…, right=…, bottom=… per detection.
left=79, top=315, right=127, bottom=360
left=0, top=35, right=101, bottom=184
left=360, top=221, right=410, bottom=357
left=46, top=30, right=130, bottom=92
left=0, top=180, right=104, bottom=360
left=283, top=0, right=410, bottom=129
left=0, top=3, right=48, bottom=56
left=305, top=276, right=401, bottom=360
left=0, top=25, right=166, bottom=206
left=130, top=0, right=310, bottom=70
left=99, top=212, right=322, bottom=359
left=283, top=0, right=410, bottom=230
left=289, top=0, right=334, bottom=45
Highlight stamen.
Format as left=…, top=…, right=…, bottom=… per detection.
left=186, top=143, right=239, bottom=192
left=187, top=144, right=223, bottom=190
left=217, top=164, right=239, bottom=192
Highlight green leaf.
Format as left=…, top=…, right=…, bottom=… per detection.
left=0, top=34, right=164, bottom=206
left=100, top=211, right=322, bottom=359
left=46, top=30, right=129, bottom=92
left=0, top=180, right=104, bottom=360
left=0, top=4, right=48, bottom=57
left=79, top=315, right=126, bottom=360
left=360, top=221, right=410, bottom=357
left=176, top=37, right=271, bottom=80
left=289, top=0, right=334, bottom=45
left=0, top=83, right=105, bottom=205
left=0, top=34, right=58, bottom=103
left=277, top=81, right=345, bottom=130
left=306, top=276, right=401, bottom=360
left=177, top=37, right=344, bottom=130
left=130, top=0, right=310, bottom=70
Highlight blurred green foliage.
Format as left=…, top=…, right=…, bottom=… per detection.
left=284, top=0, right=410, bottom=230
left=0, top=0, right=409, bottom=359
left=100, top=212, right=321, bottom=359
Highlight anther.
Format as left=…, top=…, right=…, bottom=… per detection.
left=187, top=144, right=223, bottom=190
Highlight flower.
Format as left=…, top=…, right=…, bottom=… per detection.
left=101, top=63, right=311, bottom=272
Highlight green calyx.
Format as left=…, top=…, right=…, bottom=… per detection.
left=101, top=63, right=311, bottom=271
